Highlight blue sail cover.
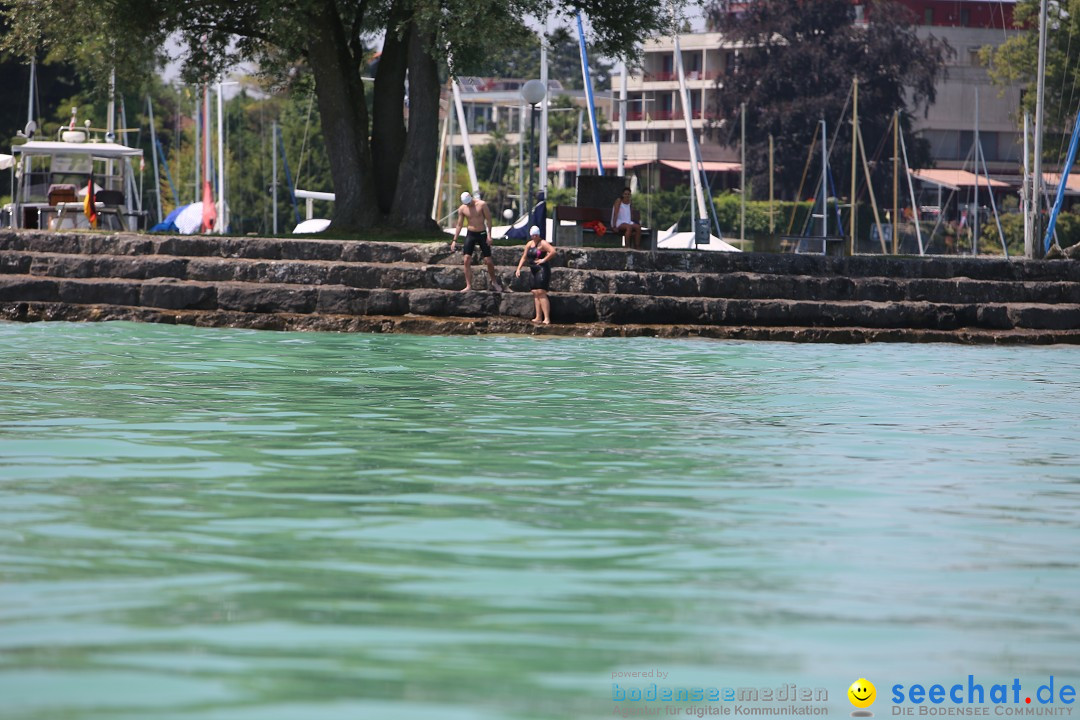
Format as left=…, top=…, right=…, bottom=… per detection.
left=505, top=198, right=547, bottom=240
left=150, top=203, right=188, bottom=233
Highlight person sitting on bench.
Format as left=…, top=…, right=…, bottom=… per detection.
left=611, top=187, right=642, bottom=250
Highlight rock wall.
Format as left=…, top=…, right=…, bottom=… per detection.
left=1, top=230, right=1078, bottom=344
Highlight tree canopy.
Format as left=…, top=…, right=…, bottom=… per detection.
left=984, top=0, right=1080, bottom=151
left=478, top=26, right=615, bottom=90
left=707, top=0, right=949, bottom=200
left=2, top=0, right=690, bottom=233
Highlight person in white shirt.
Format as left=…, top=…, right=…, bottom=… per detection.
left=611, top=187, right=642, bottom=250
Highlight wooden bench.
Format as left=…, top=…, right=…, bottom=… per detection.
left=553, top=205, right=655, bottom=250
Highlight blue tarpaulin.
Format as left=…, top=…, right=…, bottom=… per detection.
left=150, top=204, right=188, bottom=233
left=505, top=198, right=546, bottom=240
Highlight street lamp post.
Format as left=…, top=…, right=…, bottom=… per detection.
left=520, top=79, right=547, bottom=212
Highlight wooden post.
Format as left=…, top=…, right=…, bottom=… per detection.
left=769, top=134, right=774, bottom=234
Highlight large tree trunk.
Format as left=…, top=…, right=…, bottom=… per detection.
left=307, top=0, right=379, bottom=231
left=389, top=24, right=441, bottom=233
left=370, top=3, right=410, bottom=216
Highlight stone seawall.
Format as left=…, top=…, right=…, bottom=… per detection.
left=1, top=230, right=1079, bottom=344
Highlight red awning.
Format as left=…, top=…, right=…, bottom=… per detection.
left=1043, top=173, right=1080, bottom=194
left=909, top=168, right=1010, bottom=190
left=659, top=160, right=741, bottom=172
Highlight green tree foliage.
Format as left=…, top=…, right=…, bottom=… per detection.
left=980, top=208, right=1080, bottom=255
left=2, top=0, right=687, bottom=234
left=983, top=0, right=1080, bottom=157
left=474, top=127, right=516, bottom=216
left=0, top=1, right=166, bottom=98
left=478, top=26, right=614, bottom=90
left=706, top=0, right=949, bottom=201
left=0, top=56, right=81, bottom=141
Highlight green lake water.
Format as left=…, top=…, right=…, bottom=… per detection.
left=1, top=321, right=1078, bottom=720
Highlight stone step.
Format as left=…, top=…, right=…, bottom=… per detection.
left=5, top=299, right=1080, bottom=344
left=2, top=273, right=1078, bottom=331
left=5, top=230, right=1080, bottom=282
left=5, top=249, right=1080, bottom=306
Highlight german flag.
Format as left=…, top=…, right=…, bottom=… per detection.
left=83, top=170, right=97, bottom=228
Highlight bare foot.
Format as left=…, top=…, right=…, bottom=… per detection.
left=460, top=287, right=472, bottom=293
left=542, top=320, right=551, bottom=325
left=531, top=318, right=541, bottom=324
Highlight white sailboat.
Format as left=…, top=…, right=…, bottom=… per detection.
left=655, top=28, right=739, bottom=252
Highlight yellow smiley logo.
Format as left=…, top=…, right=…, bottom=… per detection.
left=848, top=678, right=876, bottom=709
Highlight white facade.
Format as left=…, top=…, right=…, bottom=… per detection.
left=910, top=25, right=1023, bottom=171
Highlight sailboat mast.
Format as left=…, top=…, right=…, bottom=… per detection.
left=618, top=62, right=627, bottom=177
left=451, top=79, right=479, bottom=194
left=518, top=102, right=525, bottom=212
left=271, top=119, right=277, bottom=235
left=741, top=103, right=746, bottom=245
left=893, top=111, right=899, bottom=254
left=433, top=111, right=449, bottom=220
left=147, top=95, right=163, bottom=224
left=850, top=77, right=858, bottom=255
left=194, top=93, right=201, bottom=205
left=674, top=32, right=708, bottom=222
left=27, top=57, right=36, bottom=129
left=897, top=124, right=925, bottom=254
left=108, top=69, right=116, bottom=140
left=1023, top=112, right=1031, bottom=251
left=821, top=118, right=827, bottom=239
left=540, top=18, right=550, bottom=196
left=217, top=81, right=226, bottom=234
left=1030, top=0, right=1049, bottom=258
left=973, top=86, right=979, bottom=256
left=576, top=12, right=604, bottom=175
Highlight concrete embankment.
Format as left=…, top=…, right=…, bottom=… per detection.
left=1, top=230, right=1079, bottom=344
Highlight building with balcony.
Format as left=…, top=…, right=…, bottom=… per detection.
left=553, top=0, right=1024, bottom=195
left=445, top=77, right=612, bottom=149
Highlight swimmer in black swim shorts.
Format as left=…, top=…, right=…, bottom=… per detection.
left=514, top=225, right=556, bottom=325
left=450, top=191, right=505, bottom=292
left=462, top=230, right=492, bottom=259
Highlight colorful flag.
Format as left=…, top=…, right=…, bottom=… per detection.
left=83, top=171, right=97, bottom=228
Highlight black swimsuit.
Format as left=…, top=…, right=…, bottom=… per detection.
left=528, top=244, right=551, bottom=290
left=463, top=230, right=492, bottom=258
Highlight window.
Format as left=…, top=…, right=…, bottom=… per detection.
left=924, top=8, right=934, bottom=24
left=968, top=47, right=983, bottom=66
left=960, top=8, right=971, bottom=25
left=921, top=129, right=961, bottom=160
left=691, top=90, right=703, bottom=117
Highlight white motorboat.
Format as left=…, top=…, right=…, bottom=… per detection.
left=4, top=125, right=145, bottom=232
